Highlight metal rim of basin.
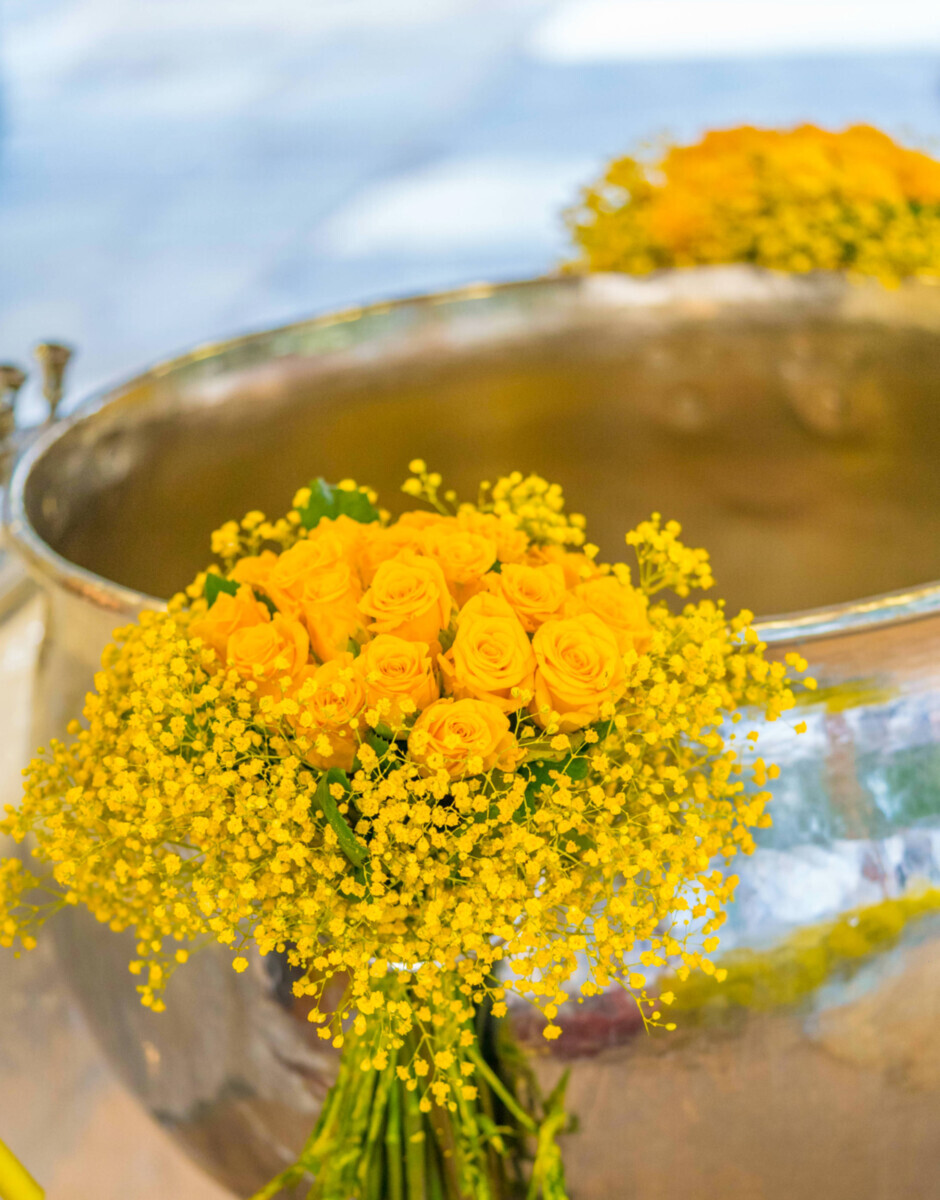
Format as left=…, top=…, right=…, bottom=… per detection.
left=7, top=269, right=940, bottom=645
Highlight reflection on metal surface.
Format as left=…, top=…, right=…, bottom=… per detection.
left=6, top=268, right=940, bottom=1197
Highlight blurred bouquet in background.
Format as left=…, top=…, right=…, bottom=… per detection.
left=568, top=124, right=940, bottom=281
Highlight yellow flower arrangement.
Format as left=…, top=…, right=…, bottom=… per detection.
left=568, top=124, right=940, bottom=282
left=0, top=463, right=810, bottom=1199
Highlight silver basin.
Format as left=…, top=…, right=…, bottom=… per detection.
left=8, top=268, right=940, bottom=1199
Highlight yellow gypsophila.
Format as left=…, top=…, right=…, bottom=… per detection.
left=1, top=469, right=808, bottom=1101
left=568, top=124, right=940, bottom=283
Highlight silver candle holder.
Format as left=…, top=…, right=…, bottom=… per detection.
left=0, top=342, right=73, bottom=616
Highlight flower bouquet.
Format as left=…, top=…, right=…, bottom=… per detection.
left=567, top=124, right=940, bottom=282
left=0, top=463, right=808, bottom=1199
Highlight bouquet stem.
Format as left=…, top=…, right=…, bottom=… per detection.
left=250, top=1002, right=570, bottom=1200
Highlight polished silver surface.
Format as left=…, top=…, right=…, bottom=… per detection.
left=8, top=268, right=940, bottom=1198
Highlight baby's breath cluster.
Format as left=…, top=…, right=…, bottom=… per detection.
left=2, top=469, right=808, bottom=1118
left=568, top=124, right=940, bottom=282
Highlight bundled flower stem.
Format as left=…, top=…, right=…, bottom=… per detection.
left=0, top=464, right=810, bottom=1197
left=252, top=979, right=569, bottom=1200
left=568, top=124, right=940, bottom=282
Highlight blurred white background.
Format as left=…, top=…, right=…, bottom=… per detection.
left=2, top=0, right=940, bottom=410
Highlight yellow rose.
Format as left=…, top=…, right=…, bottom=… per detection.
left=299, top=559, right=361, bottom=609
left=357, top=523, right=424, bottom=586
left=457, top=509, right=529, bottom=565
left=230, top=549, right=305, bottom=616
left=493, top=562, right=566, bottom=632
left=526, top=544, right=601, bottom=588
left=358, top=635, right=439, bottom=725
left=290, top=653, right=366, bottom=770
left=269, top=531, right=348, bottom=599
left=397, top=510, right=449, bottom=532
left=440, top=592, right=535, bottom=713
left=530, top=614, right=626, bottom=732
left=191, top=584, right=270, bottom=660
left=421, top=522, right=497, bottom=606
left=359, top=550, right=454, bottom=648
left=408, top=697, right=522, bottom=779
left=565, top=576, right=652, bottom=654
left=227, top=539, right=332, bottom=620
left=226, top=613, right=310, bottom=698
left=230, top=550, right=277, bottom=589
left=299, top=560, right=364, bottom=662
left=318, top=514, right=367, bottom=557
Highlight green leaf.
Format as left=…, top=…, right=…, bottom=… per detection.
left=298, top=477, right=380, bottom=529
left=299, top=478, right=337, bottom=528
left=589, top=718, right=615, bottom=743
left=519, top=759, right=554, bottom=820
left=205, top=572, right=239, bottom=606
left=313, top=768, right=368, bottom=869
left=366, top=730, right=393, bottom=761
left=562, top=830, right=592, bottom=856
left=518, top=753, right=590, bottom=820
left=563, top=756, right=590, bottom=781
left=347, top=638, right=362, bottom=658
left=255, top=591, right=278, bottom=616
left=524, top=759, right=554, bottom=788
left=488, top=560, right=503, bottom=574
left=338, top=488, right=381, bottom=524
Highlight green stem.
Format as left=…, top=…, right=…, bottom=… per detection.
left=246, top=1163, right=307, bottom=1200
left=447, top=1069, right=491, bottom=1200
left=467, top=1049, right=537, bottom=1134
left=0, top=1138, right=43, bottom=1200
left=385, top=1077, right=404, bottom=1200
left=362, top=1052, right=397, bottom=1193
left=403, top=1083, right=427, bottom=1198
left=427, top=1101, right=463, bottom=1200
left=528, top=1106, right=569, bottom=1200
left=246, top=979, right=573, bottom=1200
left=426, top=1140, right=446, bottom=1200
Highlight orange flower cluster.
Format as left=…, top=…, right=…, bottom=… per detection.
left=194, top=495, right=650, bottom=777
left=568, top=124, right=940, bottom=280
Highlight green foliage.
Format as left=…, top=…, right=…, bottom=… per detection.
left=204, top=572, right=239, bottom=606
left=299, top=478, right=380, bottom=530
left=314, top=769, right=367, bottom=870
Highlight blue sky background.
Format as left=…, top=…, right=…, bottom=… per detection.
left=2, top=0, right=940, bottom=412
